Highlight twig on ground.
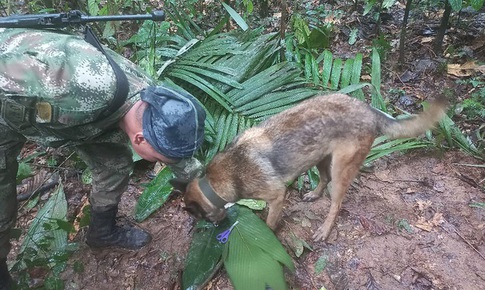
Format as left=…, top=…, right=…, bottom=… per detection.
left=440, top=224, right=485, bottom=261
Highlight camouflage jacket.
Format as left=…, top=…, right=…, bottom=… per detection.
left=0, top=28, right=155, bottom=147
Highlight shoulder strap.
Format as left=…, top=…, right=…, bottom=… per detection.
left=83, top=26, right=129, bottom=120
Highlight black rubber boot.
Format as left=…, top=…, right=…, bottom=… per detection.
left=0, top=258, right=12, bottom=290
left=86, top=207, right=152, bottom=250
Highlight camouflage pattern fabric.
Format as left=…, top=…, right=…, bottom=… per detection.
left=0, top=28, right=154, bottom=259
left=0, top=125, right=25, bottom=259
left=0, top=27, right=155, bottom=146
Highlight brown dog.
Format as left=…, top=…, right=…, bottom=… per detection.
left=182, top=93, right=447, bottom=241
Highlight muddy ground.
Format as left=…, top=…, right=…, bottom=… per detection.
left=14, top=149, right=484, bottom=290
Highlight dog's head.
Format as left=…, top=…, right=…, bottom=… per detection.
left=183, top=177, right=227, bottom=224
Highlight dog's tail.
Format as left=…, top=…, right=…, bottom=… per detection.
left=375, top=97, right=448, bottom=139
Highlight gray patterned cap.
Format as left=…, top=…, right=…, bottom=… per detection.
left=141, top=86, right=206, bottom=159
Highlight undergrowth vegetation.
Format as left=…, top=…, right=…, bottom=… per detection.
left=2, top=0, right=484, bottom=288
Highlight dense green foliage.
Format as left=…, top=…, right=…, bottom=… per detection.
left=4, top=0, right=484, bottom=288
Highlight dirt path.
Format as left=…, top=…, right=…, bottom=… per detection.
left=53, top=149, right=485, bottom=290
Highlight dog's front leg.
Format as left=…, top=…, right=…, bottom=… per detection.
left=303, top=155, right=332, bottom=202
left=264, top=187, right=287, bottom=230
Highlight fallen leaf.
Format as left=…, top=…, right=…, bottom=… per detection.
left=416, top=200, right=432, bottom=211
left=421, top=37, right=434, bottom=43
left=432, top=181, right=446, bottom=192
left=447, top=61, right=484, bottom=77
left=405, top=188, right=416, bottom=194
left=301, top=217, right=312, bottom=228
left=359, top=216, right=388, bottom=235
left=415, top=221, right=433, bottom=232
left=431, top=212, right=444, bottom=226
left=374, top=170, right=391, bottom=182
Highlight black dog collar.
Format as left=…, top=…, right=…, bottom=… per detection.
left=198, top=176, right=227, bottom=208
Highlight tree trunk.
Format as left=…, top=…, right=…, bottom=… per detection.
left=398, top=0, right=413, bottom=67
left=434, top=0, right=452, bottom=55
left=279, top=0, right=288, bottom=60
left=259, top=0, right=269, bottom=18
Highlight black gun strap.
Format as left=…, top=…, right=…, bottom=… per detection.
left=83, top=26, right=129, bottom=119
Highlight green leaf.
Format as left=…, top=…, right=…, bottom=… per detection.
left=306, top=27, right=330, bottom=49
left=81, top=168, right=92, bottom=185
left=55, top=219, right=75, bottom=233
left=240, top=88, right=317, bottom=117
left=348, top=28, right=358, bottom=45
left=315, top=254, right=328, bottom=274
left=438, top=114, right=483, bottom=159
left=321, top=50, right=333, bottom=88
left=236, top=199, right=267, bottom=210
left=330, top=58, right=342, bottom=90
left=131, top=145, right=143, bottom=162
left=87, top=0, right=99, bottom=16
left=308, top=167, right=320, bottom=190
left=448, top=0, right=462, bottom=11
left=311, top=55, right=320, bottom=85
left=371, top=47, right=386, bottom=111
left=350, top=53, right=365, bottom=100
left=383, top=0, right=397, bottom=8
left=340, top=58, right=353, bottom=88
left=182, top=221, right=224, bottom=290
left=222, top=2, right=249, bottom=31
left=288, top=232, right=312, bottom=258
left=338, top=82, right=371, bottom=95
left=366, top=136, right=430, bottom=164
left=219, top=113, right=234, bottom=152
left=226, top=206, right=295, bottom=270
left=16, top=162, right=32, bottom=184
left=134, top=167, right=174, bottom=222
left=19, top=182, right=68, bottom=269
left=397, top=219, right=413, bottom=233
left=230, top=62, right=301, bottom=106
left=304, top=52, right=312, bottom=82
left=470, top=0, right=485, bottom=10
left=169, top=69, right=233, bottom=112
left=293, top=15, right=311, bottom=45
left=44, top=276, right=64, bottom=290
left=470, top=202, right=485, bottom=208
left=223, top=206, right=294, bottom=290
left=225, top=238, right=287, bottom=290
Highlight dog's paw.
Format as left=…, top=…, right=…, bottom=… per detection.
left=312, top=226, right=331, bottom=242
left=302, top=191, right=321, bottom=202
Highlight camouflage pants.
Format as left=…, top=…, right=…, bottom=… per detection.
left=0, top=122, right=133, bottom=260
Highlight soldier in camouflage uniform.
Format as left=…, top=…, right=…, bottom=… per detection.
left=0, top=28, right=206, bottom=289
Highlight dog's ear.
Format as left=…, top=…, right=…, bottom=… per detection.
left=169, top=179, right=189, bottom=194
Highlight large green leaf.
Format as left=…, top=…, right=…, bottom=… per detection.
left=438, top=114, right=484, bottom=159
left=340, top=58, right=354, bottom=88
left=20, top=182, right=67, bottom=253
left=350, top=53, right=365, bottom=100
left=183, top=205, right=293, bottom=290
left=17, top=182, right=69, bottom=273
left=366, top=136, right=431, bottom=164
left=222, top=2, right=249, bottom=31
left=448, top=0, right=462, bottom=11
left=182, top=221, right=225, bottom=290
left=471, top=0, right=485, bottom=10
left=371, top=47, right=386, bottom=111
left=223, top=206, right=294, bottom=290
left=321, top=50, right=333, bottom=88
left=134, top=167, right=174, bottom=222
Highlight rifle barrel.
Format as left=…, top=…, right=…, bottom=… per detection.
left=81, top=11, right=165, bottom=22
left=0, top=10, right=165, bottom=29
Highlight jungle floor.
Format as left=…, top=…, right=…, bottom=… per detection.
left=6, top=1, right=485, bottom=289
